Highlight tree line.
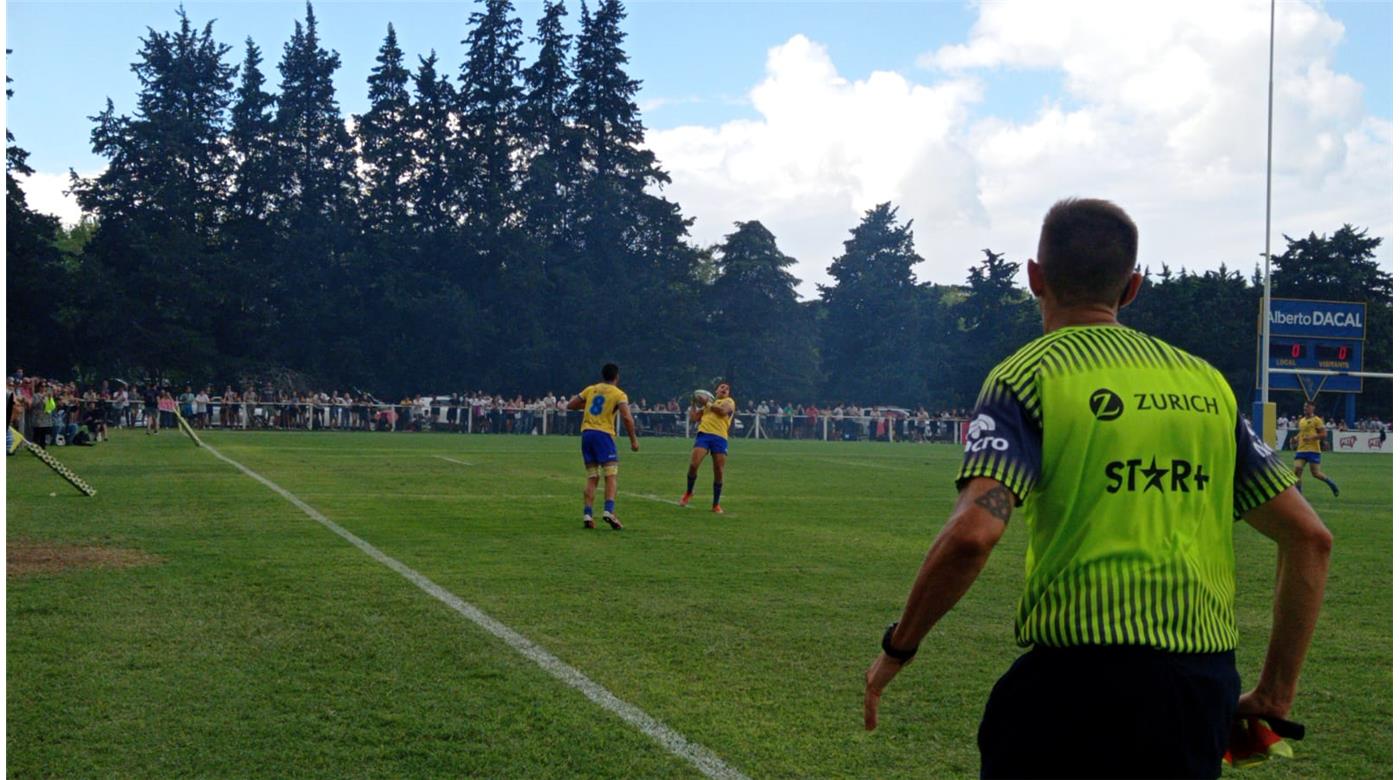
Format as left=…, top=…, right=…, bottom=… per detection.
left=5, top=3, right=1392, bottom=419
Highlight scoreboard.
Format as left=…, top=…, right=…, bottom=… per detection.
left=1258, top=298, right=1366, bottom=393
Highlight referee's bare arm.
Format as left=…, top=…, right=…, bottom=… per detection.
left=863, top=477, right=1012, bottom=730
left=1238, top=487, right=1332, bottom=720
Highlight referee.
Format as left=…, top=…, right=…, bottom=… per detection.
left=862, top=198, right=1333, bottom=779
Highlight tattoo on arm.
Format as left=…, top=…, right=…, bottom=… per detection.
left=974, top=485, right=1014, bottom=523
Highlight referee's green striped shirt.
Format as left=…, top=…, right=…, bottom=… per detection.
left=956, top=325, right=1296, bottom=652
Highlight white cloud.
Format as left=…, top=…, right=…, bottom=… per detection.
left=639, top=95, right=703, bottom=113
left=647, top=1, right=1391, bottom=298
left=649, top=35, right=985, bottom=296
left=18, top=170, right=91, bottom=226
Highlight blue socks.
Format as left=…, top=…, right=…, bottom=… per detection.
left=604, top=499, right=615, bottom=514
left=686, top=472, right=697, bottom=494
left=584, top=505, right=593, bottom=517
left=712, top=482, right=723, bottom=507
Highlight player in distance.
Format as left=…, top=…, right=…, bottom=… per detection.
left=680, top=383, right=735, bottom=513
left=566, top=363, right=639, bottom=530
left=1290, top=401, right=1340, bottom=497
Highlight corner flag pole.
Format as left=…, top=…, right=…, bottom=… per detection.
left=1260, top=0, right=1276, bottom=406
left=9, top=426, right=97, bottom=496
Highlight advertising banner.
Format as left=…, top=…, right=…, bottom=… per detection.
left=1331, top=431, right=1392, bottom=454
left=1266, top=299, right=1366, bottom=340
left=1277, top=428, right=1392, bottom=453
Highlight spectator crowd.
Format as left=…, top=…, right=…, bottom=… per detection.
left=8, top=367, right=1389, bottom=449
left=1277, top=413, right=1392, bottom=435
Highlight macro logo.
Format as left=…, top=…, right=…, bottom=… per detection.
left=964, top=414, right=1009, bottom=453
left=1089, top=388, right=1124, bottom=421
left=968, top=414, right=996, bottom=438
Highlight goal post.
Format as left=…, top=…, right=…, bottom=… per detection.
left=1265, top=367, right=1392, bottom=451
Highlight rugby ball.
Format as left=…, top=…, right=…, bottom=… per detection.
left=692, top=389, right=715, bottom=407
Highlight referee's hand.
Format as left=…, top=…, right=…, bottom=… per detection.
left=1236, top=687, right=1291, bottom=721
left=863, top=653, right=905, bottom=730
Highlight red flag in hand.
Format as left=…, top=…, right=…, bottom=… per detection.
left=1222, top=716, right=1303, bottom=768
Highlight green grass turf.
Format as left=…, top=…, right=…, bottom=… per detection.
left=7, top=430, right=1392, bottom=778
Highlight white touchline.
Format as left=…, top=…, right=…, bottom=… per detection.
left=628, top=492, right=689, bottom=506
left=438, top=461, right=692, bottom=510
left=434, top=455, right=475, bottom=466
left=200, top=442, right=748, bottom=780
left=534, top=472, right=691, bottom=509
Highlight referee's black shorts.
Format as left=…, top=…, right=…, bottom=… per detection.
left=978, top=645, right=1239, bottom=779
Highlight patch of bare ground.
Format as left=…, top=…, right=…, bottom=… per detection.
left=8, top=539, right=161, bottom=578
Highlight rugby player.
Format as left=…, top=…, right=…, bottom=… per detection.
left=680, top=383, right=735, bottom=514
left=1291, top=401, right=1340, bottom=497
left=566, top=363, right=639, bottom=530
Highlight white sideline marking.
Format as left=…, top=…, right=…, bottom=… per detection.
left=432, top=457, right=689, bottom=510
left=199, top=442, right=748, bottom=780
left=630, top=492, right=689, bottom=507
left=810, top=456, right=917, bottom=472
left=535, top=472, right=690, bottom=509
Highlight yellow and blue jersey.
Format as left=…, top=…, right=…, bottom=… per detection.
left=1295, top=416, right=1325, bottom=453
left=580, top=383, right=628, bottom=437
left=698, top=397, right=736, bottom=439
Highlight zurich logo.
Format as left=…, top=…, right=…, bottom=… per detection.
left=1089, top=388, right=1124, bottom=421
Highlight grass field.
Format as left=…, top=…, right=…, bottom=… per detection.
left=6, top=429, right=1392, bottom=778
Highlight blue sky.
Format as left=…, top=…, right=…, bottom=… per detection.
left=5, top=1, right=1393, bottom=293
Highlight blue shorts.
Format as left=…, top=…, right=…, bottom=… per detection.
left=581, top=429, right=618, bottom=465
left=1294, top=451, right=1321, bottom=464
left=693, top=433, right=729, bottom=455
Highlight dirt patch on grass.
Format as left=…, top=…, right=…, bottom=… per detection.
left=7, top=539, right=161, bottom=578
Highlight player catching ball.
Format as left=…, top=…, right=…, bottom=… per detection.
left=680, top=382, right=735, bottom=513
left=566, top=363, right=639, bottom=530
left=1292, top=401, right=1340, bottom=497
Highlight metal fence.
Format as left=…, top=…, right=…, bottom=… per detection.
left=13, top=400, right=974, bottom=445
left=14, top=399, right=1391, bottom=453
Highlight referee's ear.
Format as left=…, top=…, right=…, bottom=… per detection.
left=1117, top=272, right=1145, bottom=309
left=1026, top=259, right=1046, bottom=298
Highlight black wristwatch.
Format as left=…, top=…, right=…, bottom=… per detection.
left=882, top=621, right=919, bottom=663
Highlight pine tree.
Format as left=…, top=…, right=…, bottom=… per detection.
left=275, top=3, right=356, bottom=225
left=220, top=38, right=282, bottom=367
left=563, top=0, right=701, bottom=393
left=519, top=0, right=575, bottom=242
left=710, top=221, right=820, bottom=400
left=7, top=54, right=71, bottom=375
left=569, top=0, right=659, bottom=189
left=70, top=8, right=236, bottom=378
left=820, top=203, right=927, bottom=405
left=270, top=2, right=359, bottom=376
left=950, top=249, right=1038, bottom=403
left=228, top=39, right=279, bottom=224
left=357, top=25, right=413, bottom=235
left=458, top=0, right=524, bottom=233
left=409, top=52, right=458, bottom=238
